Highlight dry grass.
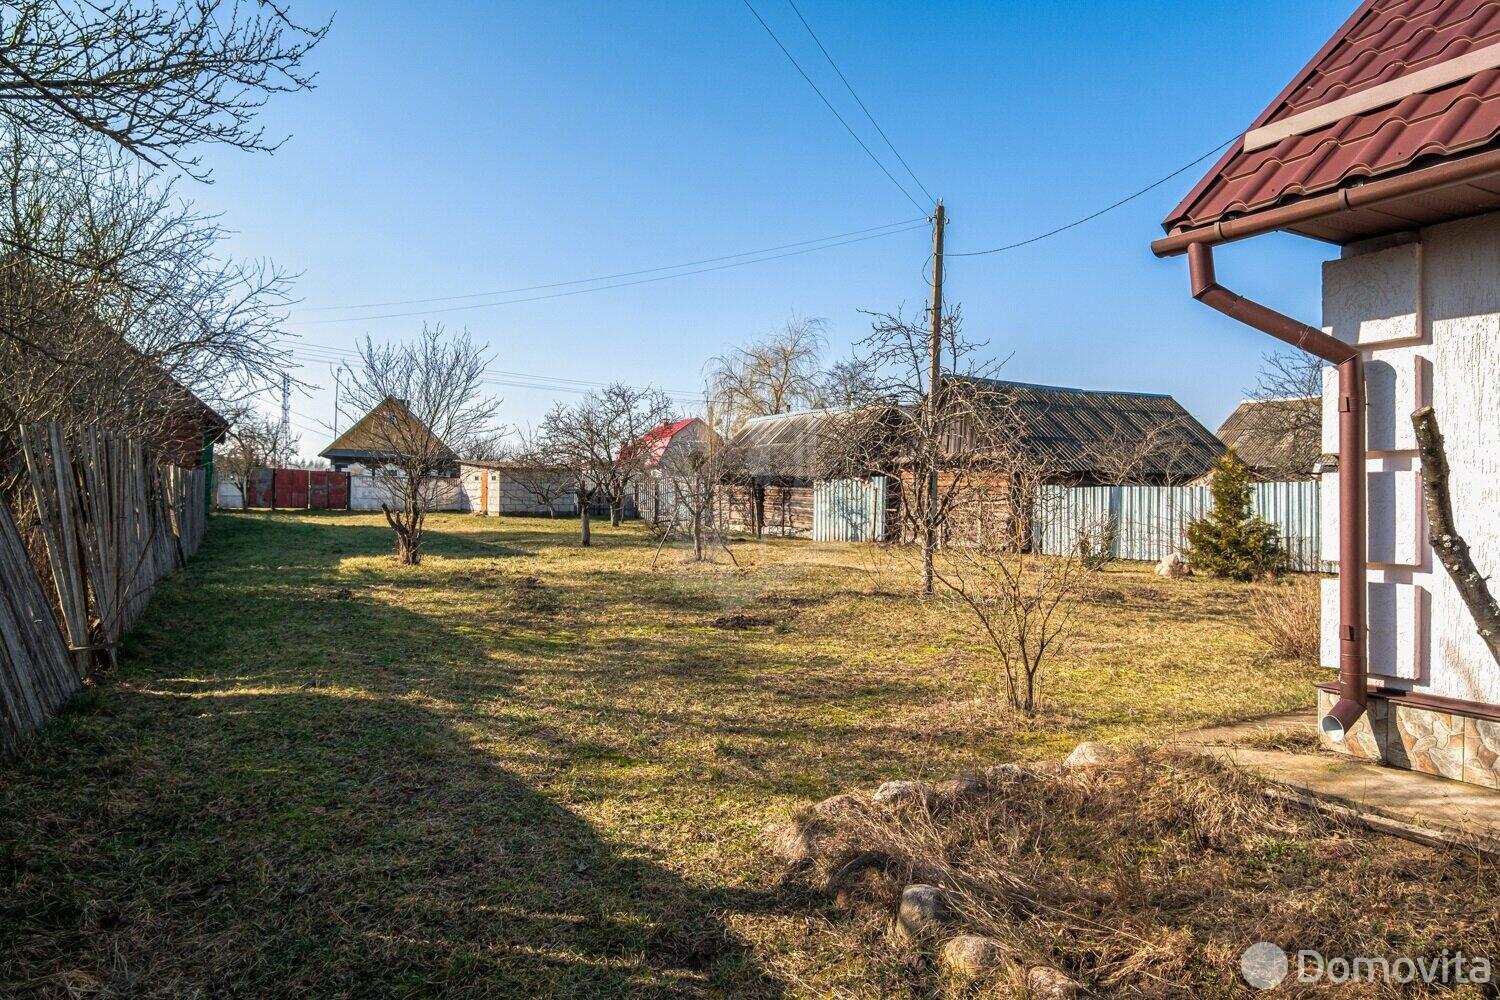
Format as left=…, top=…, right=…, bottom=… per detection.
left=785, top=746, right=1500, bottom=998
left=0, top=512, right=1324, bottom=996
left=1250, top=576, right=1323, bottom=662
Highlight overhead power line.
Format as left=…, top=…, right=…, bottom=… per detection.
left=295, top=221, right=928, bottom=325
left=946, top=137, right=1236, bottom=257
left=288, top=344, right=710, bottom=403
left=303, top=218, right=924, bottom=313
left=784, top=0, right=934, bottom=205
left=740, top=0, right=928, bottom=214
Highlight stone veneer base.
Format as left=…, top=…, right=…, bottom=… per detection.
left=1317, top=688, right=1500, bottom=789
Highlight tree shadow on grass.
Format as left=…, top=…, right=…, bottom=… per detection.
left=0, top=514, right=785, bottom=998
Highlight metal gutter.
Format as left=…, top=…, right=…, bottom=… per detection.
left=1186, top=243, right=1370, bottom=741
left=1152, top=145, right=1500, bottom=257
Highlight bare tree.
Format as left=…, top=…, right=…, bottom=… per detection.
left=705, top=316, right=826, bottom=432
left=822, top=305, right=1016, bottom=597
left=342, top=326, right=499, bottom=565
left=217, top=404, right=297, bottom=501
left=503, top=428, right=573, bottom=519
left=820, top=354, right=880, bottom=409
left=0, top=138, right=294, bottom=487
left=931, top=459, right=1100, bottom=715
left=651, top=433, right=741, bottom=564
left=541, top=384, right=674, bottom=545
left=0, top=0, right=327, bottom=181
left=1235, top=351, right=1325, bottom=479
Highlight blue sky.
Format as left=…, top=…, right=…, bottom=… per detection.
left=187, top=1, right=1352, bottom=458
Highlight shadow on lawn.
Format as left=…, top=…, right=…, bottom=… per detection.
left=0, top=512, right=785, bottom=998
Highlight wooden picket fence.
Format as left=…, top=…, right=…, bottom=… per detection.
left=0, top=424, right=206, bottom=757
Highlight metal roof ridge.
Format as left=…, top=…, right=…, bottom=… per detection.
left=955, top=375, right=1177, bottom=399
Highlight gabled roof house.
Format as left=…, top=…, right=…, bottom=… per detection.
left=1153, top=0, right=1500, bottom=787
left=1216, top=397, right=1324, bottom=480
left=320, top=397, right=455, bottom=474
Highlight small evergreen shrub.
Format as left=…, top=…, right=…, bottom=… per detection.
left=1186, top=452, right=1283, bottom=581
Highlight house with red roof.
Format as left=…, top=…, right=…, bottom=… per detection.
left=1154, top=0, right=1500, bottom=787
left=627, top=417, right=716, bottom=525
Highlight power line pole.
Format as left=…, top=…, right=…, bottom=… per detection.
left=923, top=200, right=945, bottom=597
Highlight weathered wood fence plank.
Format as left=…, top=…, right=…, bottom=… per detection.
left=1, top=422, right=208, bottom=755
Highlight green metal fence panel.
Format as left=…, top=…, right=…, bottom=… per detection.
left=813, top=477, right=886, bottom=542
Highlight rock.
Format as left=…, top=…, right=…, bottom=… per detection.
left=1027, top=965, right=1079, bottom=999
left=762, top=817, right=817, bottom=865
left=812, top=793, right=865, bottom=820
left=941, top=934, right=1006, bottom=976
left=1156, top=552, right=1191, bottom=579
left=934, top=770, right=985, bottom=802
left=983, top=762, right=1033, bottom=784
left=872, top=780, right=934, bottom=806
left=1063, top=742, right=1118, bottom=769
left=895, top=884, right=947, bottom=940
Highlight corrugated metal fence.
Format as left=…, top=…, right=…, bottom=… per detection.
left=814, top=477, right=888, bottom=542
left=1034, top=480, right=1325, bottom=571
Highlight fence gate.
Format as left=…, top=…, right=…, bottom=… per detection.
left=307, top=470, right=350, bottom=510
left=274, top=468, right=309, bottom=509
left=814, top=477, right=887, bottom=542
left=246, top=468, right=275, bottom=508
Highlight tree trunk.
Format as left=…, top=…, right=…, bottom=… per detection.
left=920, top=527, right=935, bottom=597
left=610, top=495, right=623, bottom=527
left=1413, top=406, right=1500, bottom=666
left=580, top=500, right=592, bottom=547
left=692, top=509, right=703, bottom=561
left=546, top=504, right=556, bottom=519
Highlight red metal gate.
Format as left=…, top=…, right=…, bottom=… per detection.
left=308, top=471, right=350, bottom=510
left=274, top=469, right=308, bottom=509
left=245, top=468, right=349, bottom=509
left=246, top=468, right=275, bottom=508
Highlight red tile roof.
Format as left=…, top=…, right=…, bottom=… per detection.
left=626, top=417, right=701, bottom=467
left=1164, top=0, right=1500, bottom=233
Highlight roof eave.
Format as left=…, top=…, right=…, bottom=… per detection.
left=1153, top=144, right=1500, bottom=256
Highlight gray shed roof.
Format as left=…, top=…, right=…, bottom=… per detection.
left=1216, top=397, right=1322, bottom=479
left=727, top=408, right=850, bottom=482
left=958, top=378, right=1225, bottom=482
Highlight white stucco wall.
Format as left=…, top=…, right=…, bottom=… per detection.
left=1319, top=214, right=1500, bottom=705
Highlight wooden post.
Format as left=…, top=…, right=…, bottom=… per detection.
left=922, top=201, right=946, bottom=596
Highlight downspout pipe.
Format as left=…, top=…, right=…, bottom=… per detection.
left=1186, top=242, right=1369, bottom=740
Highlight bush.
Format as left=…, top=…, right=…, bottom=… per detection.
left=1250, top=577, right=1321, bottom=661
left=1186, top=452, right=1283, bottom=581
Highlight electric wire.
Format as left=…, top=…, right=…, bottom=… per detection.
left=946, top=137, right=1236, bottom=257
left=784, top=0, right=934, bottom=205
left=740, top=0, right=928, bottom=214
left=303, top=218, right=924, bottom=312
left=295, top=222, right=928, bottom=324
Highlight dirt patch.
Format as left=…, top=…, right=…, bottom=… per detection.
left=509, top=575, right=559, bottom=614
left=710, top=612, right=781, bottom=630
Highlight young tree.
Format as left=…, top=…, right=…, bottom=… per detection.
left=503, top=428, right=574, bottom=518
left=822, top=305, right=1016, bottom=597
left=342, top=326, right=499, bottom=565
left=931, top=458, right=1100, bottom=715
left=0, top=0, right=327, bottom=180
left=218, top=405, right=298, bottom=501
left=1186, top=452, right=1283, bottom=581
left=541, top=384, right=674, bottom=545
left=704, top=316, right=826, bottom=432
left=651, top=433, right=741, bottom=564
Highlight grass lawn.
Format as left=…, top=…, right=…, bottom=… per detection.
left=0, top=511, right=1319, bottom=997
